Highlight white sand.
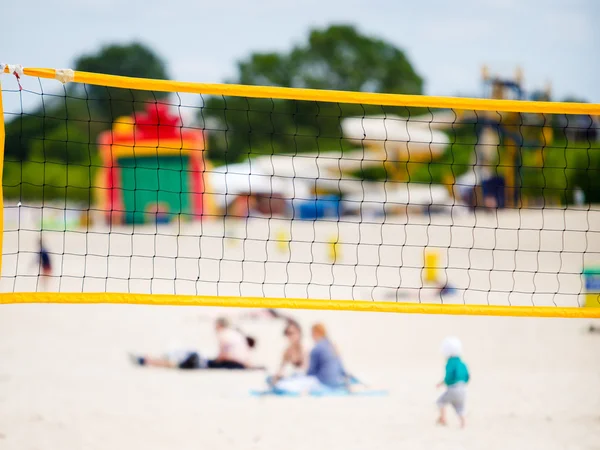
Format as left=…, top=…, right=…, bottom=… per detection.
left=1, top=205, right=600, bottom=448
left=0, top=305, right=598, bottom=450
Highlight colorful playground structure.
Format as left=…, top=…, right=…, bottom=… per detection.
left=95, top=103, right=214, bottom=224
left=337, top=67, right=554, bottom=210
left=478, top=66, right=553, bottom=208
left=435, top=67, right=553, bottom=209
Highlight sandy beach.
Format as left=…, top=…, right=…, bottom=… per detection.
left=0, top=305, right=599, bottom=450
left=1, top=205, right=600, bottom=449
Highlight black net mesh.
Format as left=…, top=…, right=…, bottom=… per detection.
left=2, top=76, right=599, bottom=308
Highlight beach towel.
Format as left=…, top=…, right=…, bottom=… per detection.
left=250, top=375, right=388, bottom=397
left=249, top=388, right=388, bottom=397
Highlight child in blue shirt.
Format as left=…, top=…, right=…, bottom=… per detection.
left=436, top=336, right=470, bottom=428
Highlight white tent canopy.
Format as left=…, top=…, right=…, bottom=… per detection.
left=341, top=115, right=450, bottom=157
left=207, top=116, right=455, bottom=212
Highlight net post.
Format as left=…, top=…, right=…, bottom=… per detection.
left=0, top=79, right=4, bottom=276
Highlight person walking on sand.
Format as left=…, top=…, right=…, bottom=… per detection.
left=436, top=336, right=470, bottom=428
left=36, top=238, right=52, bottom=291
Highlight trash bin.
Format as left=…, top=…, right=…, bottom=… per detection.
left=583, top=267, right=600, bottom=308
left=293, top=196, right=341, bottom=220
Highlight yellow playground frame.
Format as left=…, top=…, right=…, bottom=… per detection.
left=1, top=66, right=600, bottom=318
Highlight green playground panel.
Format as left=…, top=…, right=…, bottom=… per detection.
left=583, top=267, right=600, bottom=307
left=118, top=155, right=191, bottom=224
left=583, top=267, right=600, bottom=290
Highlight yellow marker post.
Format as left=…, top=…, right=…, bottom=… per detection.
left=328, top=235, right=341, bottom=263
left=275, top=229, right=290, bottom=253
left=423, top=249, right=440, bottom=284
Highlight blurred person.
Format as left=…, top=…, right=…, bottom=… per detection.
left=130, top=317, right=261, bottom=370
left=34, top=238, right=52, bottom=291
left=436, top=336, right=470, bottom=428
left=269, top=322, right=348, bottom=394
left=270, top=319, right=307, bottom=385
left=229, top=193, right=258, bottom=218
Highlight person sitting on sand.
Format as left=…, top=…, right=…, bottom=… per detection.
left=436, top=336, right=470, bottom=428
left=130, top=317, right=259, bottom=370
left=270, top=323, right=348, bottom=394
left=270, top=319, right=307, bottom=384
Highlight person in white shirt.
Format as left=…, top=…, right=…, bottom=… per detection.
left=208, top=317, right=251, bottom=369
left=130, top=317, right=257, bottom=370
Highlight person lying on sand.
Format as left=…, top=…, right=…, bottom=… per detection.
left=269, top=323, right=349, bottom=394
left=130, top=317, right=263, bottom=370
left=436, top=336, right=470, bottom=428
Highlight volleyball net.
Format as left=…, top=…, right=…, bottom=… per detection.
left=1, top=65, right=599, bottom=317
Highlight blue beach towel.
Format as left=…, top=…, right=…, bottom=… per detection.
left=250, top=388, right=388, bottom=397
left=250, top=376, right=388, bottom=397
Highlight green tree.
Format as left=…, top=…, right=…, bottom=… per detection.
left=4, top=93, right=104, bottom=161
left=203, top=25, right=423, bottom=164
left=74, top=42, right=170, bottom=120
left=237, top=25, right=422, bottom=93
left=561, top=96, right=588, bottom=103
left=4, top=111, right=45, bottom=161
left=29, top=125, right=92, bottom=165
left=3, top=42, right=168, bottom=203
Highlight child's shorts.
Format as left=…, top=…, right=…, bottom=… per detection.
left=437, top=383, right=467, bottom=416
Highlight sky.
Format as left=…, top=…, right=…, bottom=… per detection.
left=1, top=0, right=599, bottom=117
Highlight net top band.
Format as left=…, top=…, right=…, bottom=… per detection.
left=3, top=66, right=599, bottom=115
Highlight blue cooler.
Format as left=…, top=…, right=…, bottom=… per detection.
left=294, top=196, right=341, bottom=220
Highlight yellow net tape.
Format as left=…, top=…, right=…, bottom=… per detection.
left=1, top=293, right=599, bottom=318
left=4, top=66, right=600, bottom=114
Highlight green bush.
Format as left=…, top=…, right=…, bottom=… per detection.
left=3, top=159, right=99, bottom=205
